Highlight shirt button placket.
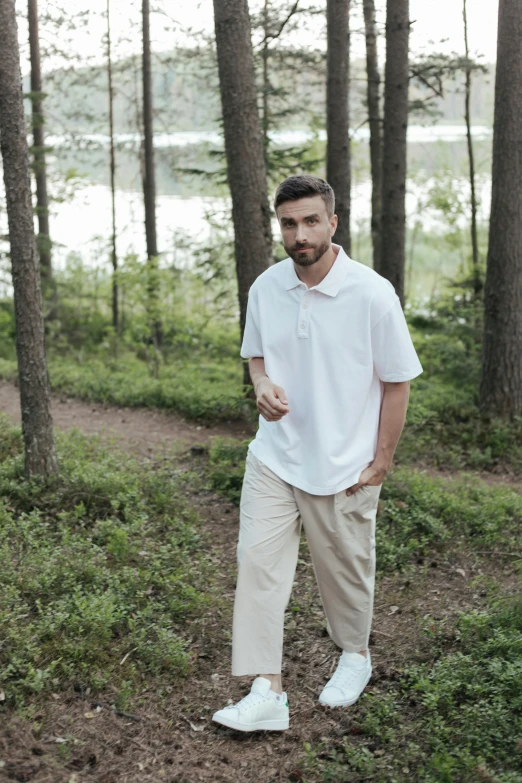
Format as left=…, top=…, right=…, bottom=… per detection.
left=299, top=290, right=310, bottom=338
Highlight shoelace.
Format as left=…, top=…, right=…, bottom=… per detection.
left=225, top=691, right=270, bottom=713
left=329, top=662, right=366, bottom=689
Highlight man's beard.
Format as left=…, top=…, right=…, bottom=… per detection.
left=285, top=238, right=331, bottom=267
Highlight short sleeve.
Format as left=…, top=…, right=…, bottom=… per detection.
left=371, top=299, right=423, bottom=382
left=240, top=285, right=264, bottom=359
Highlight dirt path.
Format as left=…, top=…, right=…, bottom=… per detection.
left=0, top=380, right=255, bottom=460
left=1, top=381, right=520, bottom=783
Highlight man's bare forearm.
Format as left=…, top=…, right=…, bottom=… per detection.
left=373, top=381, right=410, bottom=471
left=248, top=356, right=269, bottom=395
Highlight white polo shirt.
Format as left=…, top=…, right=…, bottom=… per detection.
left=240, top=244, right=423, bottom=495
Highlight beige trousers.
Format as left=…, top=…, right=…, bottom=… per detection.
left=231, top=450, right=382, bottom=676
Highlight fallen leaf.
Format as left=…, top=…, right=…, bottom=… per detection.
left=455, top=568, right=466, bottom=578
left=83, top=712, right=96, bottom=719
left=189, top=721, right=204, bottom=732
left=388, top=605, right=399, bottom=615
left=0, top=690, right=5, bottom=701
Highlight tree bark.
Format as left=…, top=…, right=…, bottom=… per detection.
left=142, top=0, right=162, bottom=349
left=380, top=0, right=409, bottom=304
left=261, top=0, right=270, bottom=162
left=212, top=0, right=273, bottom=391
left=0, top=0, right=58, bottom=478
left=363, top=0, right=382, bottom=272
left=28, top=0, right=52, bottom=287
left=463, top=0, right=480, bottom=294
left=479, top=0, right=522, bottom=418
left=106, top=0, right=118, bottom=333
left=326, top=0, right=351, bottom=255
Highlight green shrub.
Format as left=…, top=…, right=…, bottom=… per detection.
left=303, top=592, right=522, bottom=782
left=207, top=436, right=251, bottom=505
left=0, top=418, right=217, bottom=706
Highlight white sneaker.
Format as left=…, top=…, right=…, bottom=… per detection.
left=212, top=676, right=289, bottom=732
left=319, top=650, right=372, bottom=707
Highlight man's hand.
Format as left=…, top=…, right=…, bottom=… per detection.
left=255, top=377, right=290, bottom=422
left=345, top=460, right=390, bottom=496
left=345, top=381, right=409, bottom=496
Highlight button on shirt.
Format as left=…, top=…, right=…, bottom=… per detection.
left=240, top=244, right=424, bottom=496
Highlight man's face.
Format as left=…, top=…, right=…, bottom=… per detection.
left=276, top=195, right=338, bottom=267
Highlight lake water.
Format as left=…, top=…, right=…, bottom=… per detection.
left=0, top=126, right=492, bottom=299
left=46, top=125, right=492, bottom=150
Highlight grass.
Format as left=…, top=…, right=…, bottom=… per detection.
left=0, top=416, right=218, bottom=709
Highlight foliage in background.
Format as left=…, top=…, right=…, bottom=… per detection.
left=401, top=266, right=522, bottom=473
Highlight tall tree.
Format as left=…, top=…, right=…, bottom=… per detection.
left=106, top=0, right=119, bottom=333
left=212, top=0, right=273, bottom=390
left=363, top=0, right=382, bottom=272
left=0, top=0, right=58, bottom=478
left=462, top=0, right=480, bottom=294
left=142, top=0, right=162, bottom=349
left=479, top=0, right=522, bottom=418
left=326, top=0, right=351, bottom=254
left=380, top=0, right=409, bottom=304
left=28, top=0, right=52, bottom=287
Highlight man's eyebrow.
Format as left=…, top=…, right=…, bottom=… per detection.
left=280, top=213, right=320, bottom=221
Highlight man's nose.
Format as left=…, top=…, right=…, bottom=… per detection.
left=295, top=223, right=308, bottom=242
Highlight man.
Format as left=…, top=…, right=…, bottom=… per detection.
left=212, top=175, right=423, bottom=733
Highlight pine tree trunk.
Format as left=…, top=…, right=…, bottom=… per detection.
left=142, top=0, right=162, bottom=349
left=106, top=0, right=118, bottom=333
left=212, top=0, right=273, bottom=392
left=28, top=0, right=53, bottom=289
left=479, top=0, right=522, bottom=418
left=0, top=0, right=58, bottom=478
left=463, top=0, right=480, bottom=294
left=380, top=0, right=409, bottom=304
left=261, top=0, right=270, bottom=164
left=326, top=0, right=351, bottom=255
left=363, top=0, right=382, bottom=272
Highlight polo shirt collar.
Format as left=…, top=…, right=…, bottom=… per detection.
left=284, top=244, right=351, bottom=297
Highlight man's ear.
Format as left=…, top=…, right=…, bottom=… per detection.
left=330, top=214, right=338, bottom=237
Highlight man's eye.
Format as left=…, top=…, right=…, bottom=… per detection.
left=308, top=219, right=316, bottom=225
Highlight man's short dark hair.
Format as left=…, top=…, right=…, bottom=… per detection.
left=274, top=175, right=335, bottom=218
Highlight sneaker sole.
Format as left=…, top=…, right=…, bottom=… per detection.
left=318, top=668, right=372, bottom=708
left=212, top=713, right=289, bottom=732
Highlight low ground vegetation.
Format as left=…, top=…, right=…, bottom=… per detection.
left=0, top=418, right=216, bottom=709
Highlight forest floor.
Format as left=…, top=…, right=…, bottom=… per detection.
left=1, top=379, right=521, bottom=783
